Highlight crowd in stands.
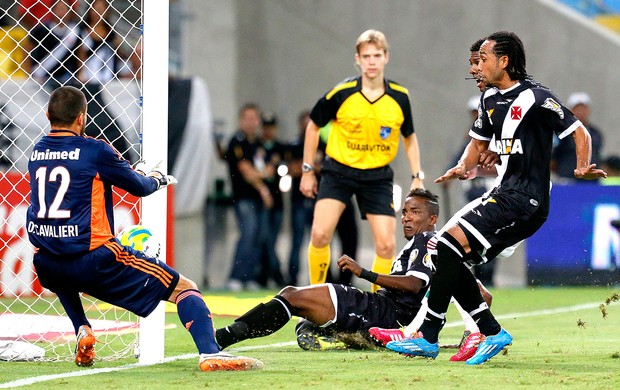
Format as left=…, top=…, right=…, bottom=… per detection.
left=1, top=0, right=137, bottom=85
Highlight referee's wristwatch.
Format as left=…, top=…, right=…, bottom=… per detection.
left=411, top=171, right=425, bottom=180
left=302, top=162, right=314, bottom=173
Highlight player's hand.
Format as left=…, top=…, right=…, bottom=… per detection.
left=147, top=170, right=178, bottom=190
left=478, top=150, right=500, bottom=169
left=337, top=254, right=362, bottom=277
left=574, top=164, right=607, bottom=180
left=435, top=163, right=467, bottom=183
left=459, top=167, right=478, bottom=180
left=300, top=173, right=318, bottom=199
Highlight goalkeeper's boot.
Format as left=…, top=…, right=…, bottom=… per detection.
left=368, top=327, right=405, bottom=346
left=450, top=331, right=483, bottom=361
left=385, top=333, right=439, bottom=359
left=199, top=352, right=264, bottom=371
left=74, top=325, right=97, bottom=367
left=295, top=320, right=346, bottom=351
left=465, top=328, right=512, bottom=365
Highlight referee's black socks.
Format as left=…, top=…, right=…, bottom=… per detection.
left=215, top=295, right=293, bottom=349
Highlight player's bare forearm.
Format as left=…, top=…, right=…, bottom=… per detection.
left=572, top=126, right=608, bottom=179
left=337, top=255, right=423, bottom=293
left=373, top=274, right=424, bottom=294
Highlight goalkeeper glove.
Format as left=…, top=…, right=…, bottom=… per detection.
left=147, top=170, right=178, bottom=190
left=134, top=160, right=162, bottom=175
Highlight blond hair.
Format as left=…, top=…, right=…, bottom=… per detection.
left=355, top=29, right=389, bottom=54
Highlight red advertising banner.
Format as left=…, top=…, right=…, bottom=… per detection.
left=0, top=172, right=143, bottom=297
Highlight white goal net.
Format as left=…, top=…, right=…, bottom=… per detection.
left=0, top=0, right=157, bottom=362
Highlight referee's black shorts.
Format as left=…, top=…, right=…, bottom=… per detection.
left=318, top=158, right=395, bottom=219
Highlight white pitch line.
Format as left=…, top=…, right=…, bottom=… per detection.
left=443, top=301, right=604, bottom=328
left=0, top=301, right=609, bottom=388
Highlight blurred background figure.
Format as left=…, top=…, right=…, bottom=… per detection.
left=18, top=0, right=55, bottom=29
left=551, top=92, right=604, bottom=182
left=600, top=155, right=620, bottom=185
left=77, top=0, right=133, bottom=161
left=78, top=0, right=130, bottom=84
left=29, top=0, right=82, bottom=90
left=225, top=103, right=272, bottom=292
left=286, top=110, right=317, bottom=286
left=256, top=111, right=286, bottom=288
left=0, top=15, right=31, bottom=79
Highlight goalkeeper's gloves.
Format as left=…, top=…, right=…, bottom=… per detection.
left=147, top=170, right=178, bottom=190
left=134, top=160, right=162, bottom=175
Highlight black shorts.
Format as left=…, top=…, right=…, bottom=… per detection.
left=452, top=189, right=547, bottom=265
left=318, top=159, right=395, bottom=219
left=33, top=240, right=180, bottom=317
left=326, top=284, right=417, bottom=332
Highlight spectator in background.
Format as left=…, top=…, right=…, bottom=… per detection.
left=77, top=0, right=130, bottom=84
left=256, top=112, right=286, bottom=288
left=18, top=0, right=70, bottom=29
left=551, top=92, right=604, bottom=182
left=30, top=0, right=82, bottom=90
left=77, top=0, right=133, bottom=161
left=287, top=111, right=322, bottom=286
left=225, top=103, right=272, bottom=292
left=0, top=15, right=32, bottom=79
left=601, top=155, right=620, bottom=185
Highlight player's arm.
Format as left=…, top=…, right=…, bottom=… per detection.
left=435, top=138, right=489, bottom=183
left=402, top=133, right=424, bottom=190
left=572, top=125, right=608, bottom=179
left=299, top=119, right=321, bottom=198
left=98, top=145, right=173, bottom=196
left=337, top=254, right=424, bottom=294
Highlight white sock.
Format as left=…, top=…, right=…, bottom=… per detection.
left=452, top=297, right=479, bottom=333
left=404, top=296, right=428, bottom=336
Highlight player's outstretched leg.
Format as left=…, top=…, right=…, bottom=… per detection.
left=385, top=332, right=439, bottom=359
left=175, top=288, right=264, bottom=371
left=74, top=325, right=97, bottom=367
left=465, top=328, right=512, bottom=365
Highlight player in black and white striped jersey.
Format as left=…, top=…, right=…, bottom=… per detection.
left=387, top=31, right=607, bottom=365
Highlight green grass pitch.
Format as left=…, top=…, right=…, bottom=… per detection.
left=1, top=287, right=618, bottom=389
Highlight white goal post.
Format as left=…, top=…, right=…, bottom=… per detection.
left=139, top=0, right=169, bottom=365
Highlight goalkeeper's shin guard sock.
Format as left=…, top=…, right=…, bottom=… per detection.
left=216, top=295, right=293, bottom=349
left=176, top=289, right=219, bottom=354
left=370, top=254, right=393, bottom=292
left=308, top=243, right=330, bottom=285
left=56, top=290, right=91, bottom=334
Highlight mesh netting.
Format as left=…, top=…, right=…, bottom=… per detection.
left=0, top=0, right=144, bottom=362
